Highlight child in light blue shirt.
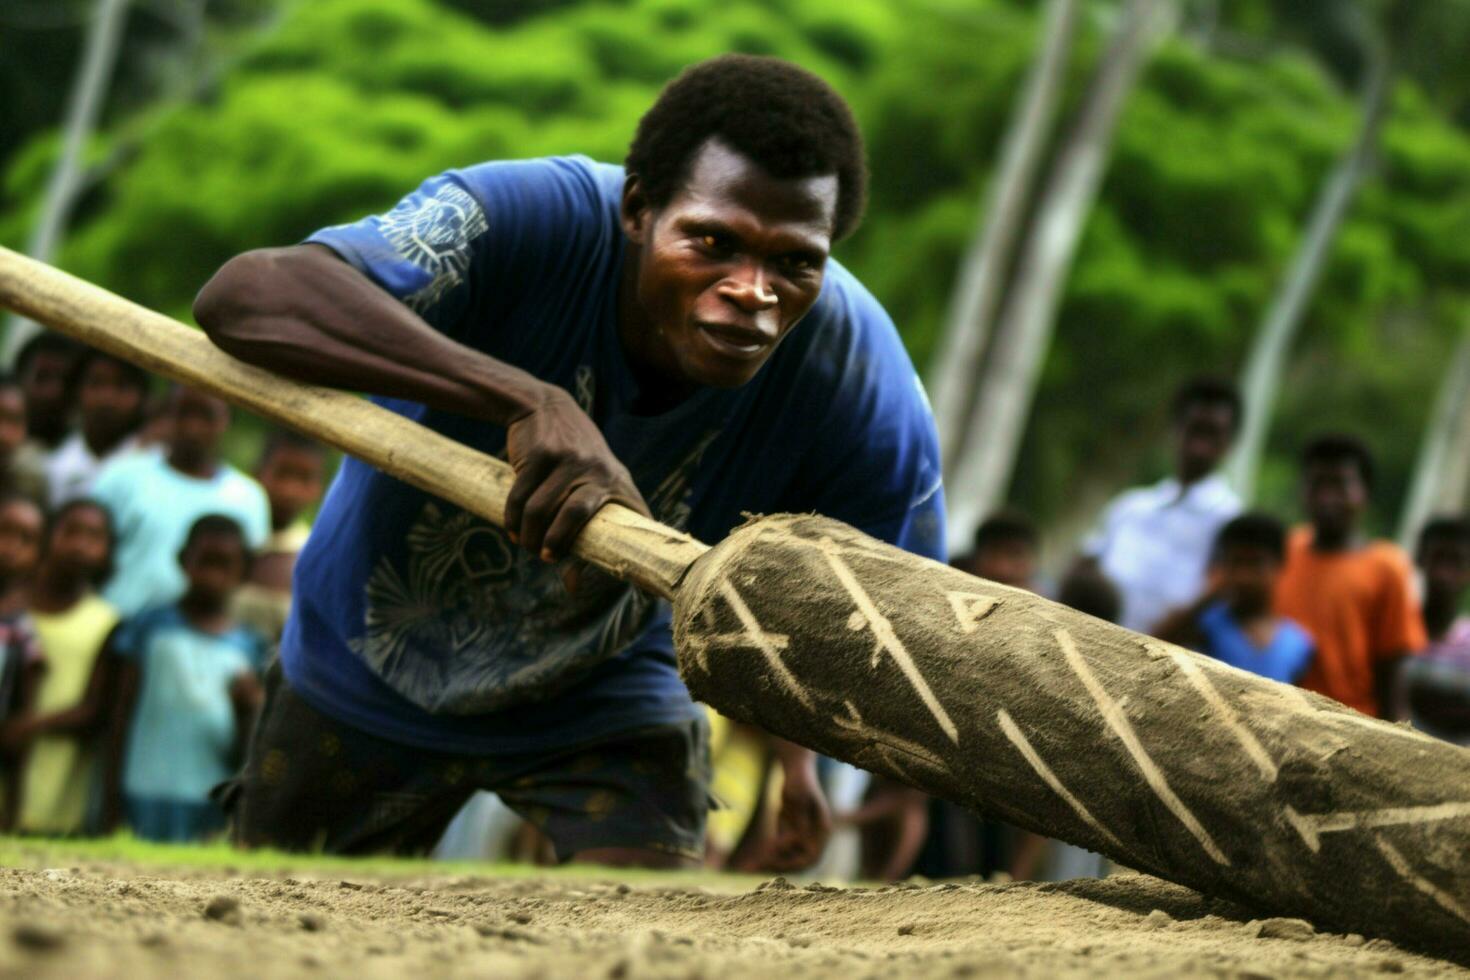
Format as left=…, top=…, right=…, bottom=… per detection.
left=91, top=388, right=268, bottom=616
left=112, top=514, right=265, bottom=842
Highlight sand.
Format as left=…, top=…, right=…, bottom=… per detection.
left=0, top=860, right=1463, bottom=978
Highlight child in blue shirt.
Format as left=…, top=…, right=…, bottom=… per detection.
left=1156, top=513, right=1315, bottom=684
left=111, top=514, right=265, bottom=842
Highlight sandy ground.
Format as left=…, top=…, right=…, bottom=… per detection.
left=0, top=860, right=1464, bottom=979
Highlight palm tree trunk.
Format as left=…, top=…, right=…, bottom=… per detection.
left=1223, top=37, right=1392, bottom=500
left=1, top=0, right=131, bottom=364
left=945, top=0, right=1175, bottom=553
left=928, top=0, right=1081, bottom=470
left=1397, top=324, right=1470, bottom=547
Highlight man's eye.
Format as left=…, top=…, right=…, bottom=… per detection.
left=783, top=256, right=814, bottom=273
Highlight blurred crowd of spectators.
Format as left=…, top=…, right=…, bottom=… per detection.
left=1, top=338, right=1464, bottom=883
left=0, top=332, right=324, bottom=841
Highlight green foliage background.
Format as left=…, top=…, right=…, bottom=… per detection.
left=3, top=0, right=1468, bottom=542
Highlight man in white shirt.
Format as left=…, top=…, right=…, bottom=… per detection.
left=1080, top=377, right=1243, bottom=635
left=45, top=349, right=150, bottom=509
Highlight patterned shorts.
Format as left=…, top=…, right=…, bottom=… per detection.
left=223, top=662, right=710, bottom=861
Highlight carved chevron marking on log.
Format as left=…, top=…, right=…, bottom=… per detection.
left=1057, top=629, right=1230, bottom=865
left=696, top=578, right=815, bottom=712
left=1283, top=801, right=1470, bottom=853
left=1160, top=645, right=1278, bottom=783
left=816, top=537, right=959, bottom=745
left=1317, top=709, right=1439, bottom=744
left=997, top=709, right=1125, bottom=854
left=1373, top=834, right=1470, bottom=926
left=835, top=700, right=949, bottom=772
left=947, top=592, right=1000, bottom=634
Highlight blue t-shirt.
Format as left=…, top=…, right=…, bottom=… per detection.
left=1197, top=601, right=1314, bottom=684
left=285, top=156, right=946, bottom=755
left=114, top=605, right=268, bottom=802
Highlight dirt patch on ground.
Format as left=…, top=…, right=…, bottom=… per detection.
left=0, top=862, right=1461, bottom=978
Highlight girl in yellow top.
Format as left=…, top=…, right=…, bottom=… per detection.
left=10, top=499, right=119, bottom=835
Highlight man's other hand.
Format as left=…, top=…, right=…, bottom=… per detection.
left=504, top=385, right=649, bottom=562
left=763, top=745, right=833, bottom=872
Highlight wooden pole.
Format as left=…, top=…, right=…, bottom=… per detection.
left=0, top=246, right=705, bottom=599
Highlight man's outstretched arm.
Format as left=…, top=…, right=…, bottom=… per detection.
left=195, top=244, right=646, bottom=560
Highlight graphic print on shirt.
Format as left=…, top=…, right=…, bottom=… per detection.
left=350, top=407, right=720, bottom=717
left=375, top=181, right=488, bottom=314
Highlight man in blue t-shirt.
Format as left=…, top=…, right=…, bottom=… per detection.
left=195, top=55, right=946, bottom=868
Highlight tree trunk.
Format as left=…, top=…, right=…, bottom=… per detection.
left=1223, top=38, right=1392, bottom=500
left=927, top=0, right=1081, bottom=471
left=944, top=0, right=1174, bottom=553
left=1398, top=325, right=1470, bottom=547
left=1, top=0, right=131, bottom=365
left=675, top=513, right=1470, bottom=961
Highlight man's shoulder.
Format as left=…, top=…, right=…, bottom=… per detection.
left=777, top=260, right=925, bottom=413
left=455, top=154, right=622, bottom=218
left=1362, top=539, right=1415, bottom=580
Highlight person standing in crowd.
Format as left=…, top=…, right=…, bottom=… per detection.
left=1276, top=435, right=1425, bottom=718
left=1155, top=513, right=1315, bottom=684
left=7, top=500, right=120, bottom=835
left=1399, top=516, right=1470, bottom=744
left=45, top=349, right=150, bottom=509
left=110, top=515, right=266, bottom=842
left=0, top=376, right=47, bottom=507
left=0, top=495, right=44, bottom=829
left=231, top=429, right=326, bottom=646
left=1079, top=377, right=1243, bottom=636
left=90, top=387, right=268, bottom=617
left=14, top=333, right=81, bottom=455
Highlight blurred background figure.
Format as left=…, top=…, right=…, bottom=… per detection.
left=14, top=333, right=80, bottom=455
left=231, top=428, right=326, bottom=647
left=46, top=349, right=149, bottom=508
left=0, top=494, right=44, bottom=829
left=1276, top=435, right=1425, bottom=718
left=110, top=515, right=265, bottom=843
left=1399, top=516, right=1470, bottom=744
left=9, top=500, right=118, bottom=836
left=1155, top=512, right=1314, bottom=684
left=91, top=387, right=267, bottom=616
left=0, top=375, right=46, bottom=507
left=1077, top=378, right=1243, bottom=637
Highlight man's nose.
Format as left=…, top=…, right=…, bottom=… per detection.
left=717, top=262, right=778, bottom=314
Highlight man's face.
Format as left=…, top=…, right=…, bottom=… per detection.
left=623, top=139, right=837, bottom=389
left=1217, top=543, right=1279, bottom=616
left=0, top=388, right=26, bottom=458
left=1420, top=536, right=1470, bottom=603
left=47, top=505, right=112, bottom=581
left=1173, top=400, right=1236, bottom=480
left=258, top=446, right=324, bottom=527
left=168, top=388, right=229, bottom=462
left=79, top=359, right=145, bottom=446
left=973, top=541, right=1037, bottom=590
left=1303, top=459, right=1368, bottom=539
left=0, top=499, right=43, bottom=581
left=181, top=532, right=247, bottom=600
left=20, top=350, right=75, bottom=433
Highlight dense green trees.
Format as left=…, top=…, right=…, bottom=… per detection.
left=2, top=0, right=1467, bottom=542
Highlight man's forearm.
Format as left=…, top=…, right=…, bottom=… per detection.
left=195, top=244, right=550, bottom=426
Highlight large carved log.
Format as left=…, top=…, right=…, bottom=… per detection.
left=674, top=514, right=1470, bottom=960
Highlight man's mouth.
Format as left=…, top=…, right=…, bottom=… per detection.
left=696, top=321, right=773, bottom=359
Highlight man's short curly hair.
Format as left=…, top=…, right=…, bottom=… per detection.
left=626, top=54, right=868, bottom=240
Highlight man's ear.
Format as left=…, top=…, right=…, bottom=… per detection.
left=620, top=174, right=653, bottom=244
